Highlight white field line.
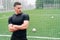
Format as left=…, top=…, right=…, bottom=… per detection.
left=0, top=35, right=60, bottom=39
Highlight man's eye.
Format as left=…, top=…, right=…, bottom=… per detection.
left=18, top=8, right=20, bottom=9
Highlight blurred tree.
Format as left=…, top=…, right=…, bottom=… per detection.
left=36, top=0, right=43, bottom=9
left=36, top=0, right=55, bottom=9
left=45, top=0, right=54, bottom=4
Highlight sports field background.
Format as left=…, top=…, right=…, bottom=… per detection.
left=0, top=9, right=60, bottom=40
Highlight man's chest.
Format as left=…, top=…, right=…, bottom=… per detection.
left=12, top=15, right=24, bottom=25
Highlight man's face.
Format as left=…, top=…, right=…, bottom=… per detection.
left=14, top=5, right=22, bottom=14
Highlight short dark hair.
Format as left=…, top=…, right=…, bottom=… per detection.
left=14, top=2, right=21, bottom=7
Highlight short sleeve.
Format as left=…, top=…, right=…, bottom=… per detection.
left=23, top=14, right=29, bottom=21
left=8, top=17, right=12, bottom=24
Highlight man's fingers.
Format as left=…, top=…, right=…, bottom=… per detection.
left=9, top=28, right=17, bottom=32
left=13, top=25, right=19, bottom=29
left=8, top=24, right=13, bottom=27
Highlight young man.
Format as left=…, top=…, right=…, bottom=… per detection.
left=8, top=2, right=29, bottom=40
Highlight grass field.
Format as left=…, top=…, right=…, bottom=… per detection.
left=0, top=9, right=60, bottom=40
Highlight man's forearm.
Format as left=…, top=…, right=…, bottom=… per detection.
left=18, top=24, right=28, bottom=30
left=13, top=23, right=28, bottom=30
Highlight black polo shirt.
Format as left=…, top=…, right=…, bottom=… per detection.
left=8, top=13, right=29, bottom=40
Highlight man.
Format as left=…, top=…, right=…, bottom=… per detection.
left=8, top=2, right=29, bottom=40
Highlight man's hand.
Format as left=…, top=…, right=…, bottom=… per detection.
left=13, top=25, right=20, bottom=29
left=8, top=24, right=18, bottom=32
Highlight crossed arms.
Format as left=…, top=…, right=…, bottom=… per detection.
left=8, top=20, right=29, bottom=32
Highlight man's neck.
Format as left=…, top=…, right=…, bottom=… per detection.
left=15, top=12, right=22, bottom=15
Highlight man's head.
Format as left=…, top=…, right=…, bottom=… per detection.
left=14, top=2, right=22, bottom=14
